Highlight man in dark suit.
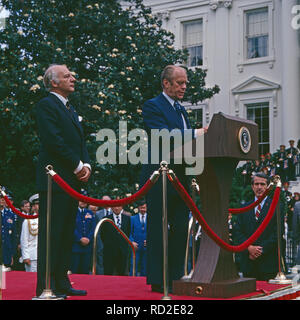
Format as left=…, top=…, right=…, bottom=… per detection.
left=35, top=64, right=91, bottom=298
left=101, top=204, right=131, bottom=276
left=235, top=172, right=283, bottom=281
left=129, top=199, right=147, bottom=276
left=140, top=65, right=207, bottom=292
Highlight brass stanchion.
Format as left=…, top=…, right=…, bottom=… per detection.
left=269, top=176, right=292, bottom=285
left=160, top=161, right=171, bottom=300
left=33, top=165, right=64, bottom=300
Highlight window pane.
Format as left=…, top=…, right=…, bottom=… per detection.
left=246, top=103, right=269, bottom=154
left=246, top=8, right=268, bottom=59
left=183, top=20, right=203, bottom=67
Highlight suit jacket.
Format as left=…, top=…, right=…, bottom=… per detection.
left=36, top=93, right=90, bottom=192
left=140, top=92, right=194, bottom=187
left=235, top=196, right=283, bottom=275
left=100, top=213, right=131, bottom=256
left=130, top=213, right=147, bottom=250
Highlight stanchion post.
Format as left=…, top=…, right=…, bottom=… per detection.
left=269, top=176, right=292, bottom=284
left=33, top=165, right=64, bottom=300
left=160, top=161, right=171, bottom=300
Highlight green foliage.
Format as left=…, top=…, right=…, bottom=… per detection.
left=0, top=0, right=219, bottom=209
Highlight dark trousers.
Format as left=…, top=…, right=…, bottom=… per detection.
left=146, top=178, right=189, bottom=286
left=103, top=247, right=129, bottom=276
left=36, top=191, right=78, bottom=295
left=70, top=250, right=92, bottom=274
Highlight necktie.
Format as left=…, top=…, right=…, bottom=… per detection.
left=174, top=101, right=184, bottom=127
left=174, top=101, right=182, bottom=117
left=116, top=215, right=121, bottom=228
left=66, top=101, right=71, bottom=110
left=255, top=204, right=261, bottom=220
left=141, top=215, right=145, bottom=230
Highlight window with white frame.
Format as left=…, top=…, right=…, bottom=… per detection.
left=246, top=102, right=269, bottom=155
left=245, top=8, right=269, bottom=59
left=182, top=20, right=203, bottom=67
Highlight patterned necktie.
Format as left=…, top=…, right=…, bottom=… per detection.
left=116, top=215, right=121, bottom=228
left=174, top=101, right=184, bottom=127
left=255, top=204, right=261, bottom=220
left=66, top=101, right=71, bottom=110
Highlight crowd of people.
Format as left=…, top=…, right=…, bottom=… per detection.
left=0, top=190, right=148, bottom=278
left=240, top=139, right=300, bottom=185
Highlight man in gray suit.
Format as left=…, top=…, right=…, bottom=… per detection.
left=95, top=195, right=112, bottom=274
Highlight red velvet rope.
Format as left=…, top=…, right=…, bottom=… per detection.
left=168, top=174, right=280, bottom=253
left=51, top=173, right=155, bottom=207
left=3, top=195, right=39, bottom=219
left=228, top=186, right=272, bottom=214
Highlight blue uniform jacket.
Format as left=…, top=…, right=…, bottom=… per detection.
left=72, top=208, right=96, bottom=253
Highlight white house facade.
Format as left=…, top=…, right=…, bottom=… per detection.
left=144, top=0, right=300, bottom=155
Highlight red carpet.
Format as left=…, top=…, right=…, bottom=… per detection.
left=2, top=271, right=292, bottom=300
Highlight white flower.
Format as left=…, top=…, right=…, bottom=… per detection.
left=126, top=66, right=133, bottom=71
left=111, top=53, right=117, bottom=58
left=126, top=36, right=132, bottom=40
left=81, top=78, right=86, bottom=83
left=24, top=80, right=28, bottom=84
left=91, top=105, right=101, bottom=111
left=17, top=30, right=23, bottom=36
left=127, top=77, right=131, bottom=81
left=37, top=76, right=43, bottom=81
left=86, top=5, right=93, bottom=9
left=133, top=208, right=139, bottom=214
left=99, top=100, right=104, bottom=104
left=29, top=84, right=40, bottom=92
left=131, top=43, right=136, bottom=48
left=68, top=13, right=74, bottom=17
left=28, top=64, right=33, bottom=68
left=120, top=71, right=125, bottom=76
left=108, top=84, right=114, bottom=89
left=112, top=48, right=119, bottom=52
left=132, top=57, right=136, bottom=61
left=105, top=110, right=110, bottom=115
left=56, top=48, right=62, bottom=52
left=137, top=109, right=142, bottom=114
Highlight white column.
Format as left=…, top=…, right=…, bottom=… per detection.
left=281, top=0, right=300, bottom=143
left=210, top=5, right=231, bottom=115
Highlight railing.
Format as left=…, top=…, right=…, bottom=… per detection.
left=92, top=218, right=136, bottom=277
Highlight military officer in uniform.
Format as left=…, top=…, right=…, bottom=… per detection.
left=274, top=145, right=288, bottom=183
left=20, top=194, right=39, bottom=272
left=1, top=192, right=17, bottom=271
left=286, top=139, right=299, bottom=181
left=70, top=190, right=96, bottom=274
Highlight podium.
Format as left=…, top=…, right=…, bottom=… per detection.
left=173, top=113, right=258, bottom=298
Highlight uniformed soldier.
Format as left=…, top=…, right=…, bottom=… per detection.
left=274, top=145, right=288, bottom=183
left=20, top=194, right=39, bottom=272
left=241, top=160, right=253, bottom=186
left=1, top=192, right=17, bottom=271
left=282, top=182, right=293, bottom=233
left=286, top=139, right=299, bottom=181
left=70, top=190, right=96, bottom=274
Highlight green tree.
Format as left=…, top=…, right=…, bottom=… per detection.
left=0, top=0, right=219, bottom=209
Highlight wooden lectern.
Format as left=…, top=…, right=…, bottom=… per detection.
left=173, top=112, right=258, bottom=298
